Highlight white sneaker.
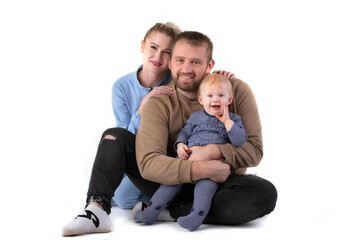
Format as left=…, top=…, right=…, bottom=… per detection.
left=62, top=204, right=113, bottom=236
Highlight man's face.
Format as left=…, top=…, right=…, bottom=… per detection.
left=169, top=40, right=214, bottom=95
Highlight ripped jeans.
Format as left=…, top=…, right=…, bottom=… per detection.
left=86, top=128, right=278, bottom=224
left=86, top=128, right=159, bottom=214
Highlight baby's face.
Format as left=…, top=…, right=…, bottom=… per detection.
left=198, top=83, right=232, bottom=116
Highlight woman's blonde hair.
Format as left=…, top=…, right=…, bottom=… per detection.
left=143, top=22, right=182, bottom=42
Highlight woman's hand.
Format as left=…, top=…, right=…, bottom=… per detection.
left=138, top=86, right=173, bottom=115
left=212, top=70, right=235, bottom=79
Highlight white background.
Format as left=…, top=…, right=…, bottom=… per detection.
left=1, top=0, right=359, bottom=239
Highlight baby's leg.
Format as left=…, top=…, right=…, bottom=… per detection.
left=134, top=184, right=183, bottom=224
left=178, top=179, right=218, bottom=231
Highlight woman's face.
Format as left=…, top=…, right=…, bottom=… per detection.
left=141, top=32, right=173, bottom=74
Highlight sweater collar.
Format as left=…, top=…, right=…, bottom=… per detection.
left=171, top=81, right=200, bottom=106
left=202, top=109, right=216, bottom=118
left=135, top=65, right=168, bottom=90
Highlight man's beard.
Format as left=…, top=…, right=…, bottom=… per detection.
left=172, top=71, right=206, bottom=93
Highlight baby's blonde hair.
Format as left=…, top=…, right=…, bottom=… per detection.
left=198, top=74, right=233, bottom=97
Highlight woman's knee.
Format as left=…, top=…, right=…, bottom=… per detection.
left=101, top=128, right=134, bottom=142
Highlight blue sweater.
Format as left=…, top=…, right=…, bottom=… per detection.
left=175, top=110, right=248, bottom=149
left=112, top=66, right=172, bottom=134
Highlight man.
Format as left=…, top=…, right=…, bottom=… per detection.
left=62, top=31, right=276, bottom=236
left=135, top=31, right=277, bottom=225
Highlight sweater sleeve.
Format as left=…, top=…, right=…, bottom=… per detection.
left=227, top=114, right=248, bottom=148
left=112, top=82, right=141, bottom=134
left=218, top=79, right=263, bottom=171
left=174, top=118, right=193, bottom=150
left=135, top=96, right=193, bottom=185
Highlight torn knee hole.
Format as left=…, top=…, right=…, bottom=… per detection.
left=103, top=135, right=117, bottom=141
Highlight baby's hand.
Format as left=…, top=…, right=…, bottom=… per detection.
left=216, top=104, right=230, bottom=124
left=177, top=142, right=191, bottom=160
left=216, top=104, right=234, bottom=131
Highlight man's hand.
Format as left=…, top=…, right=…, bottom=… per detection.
left=191, top=160, right=231, bottom=183
left=188, top=144, right=223, bottom=161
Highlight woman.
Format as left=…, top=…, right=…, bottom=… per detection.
left=111, top=22, right=180, bottom=209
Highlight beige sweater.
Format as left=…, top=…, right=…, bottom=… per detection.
left=135, top=78, right=263, bottom=185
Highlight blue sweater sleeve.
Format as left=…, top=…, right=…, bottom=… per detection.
left=112, top=68, right=171, bottom=135
left=112, top=82, right=140, bottom=135
left=174, top=120, right=193, bottom=150
left=227, top=113, right=248, bottom=147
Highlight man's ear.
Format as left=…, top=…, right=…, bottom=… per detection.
left=140, top=40, right=145, bottom=54
left=228, top=96, right=233, bottom=105
left=206, top=59, right=215, bottom=74
left=168, top=58, right=172, bottom=70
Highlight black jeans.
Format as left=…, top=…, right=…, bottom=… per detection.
left=87, top=128, right=277, bottom=224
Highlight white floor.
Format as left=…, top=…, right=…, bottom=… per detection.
left=44, top=159, right=360, bottom=240
left=58, top=206, right=273, bottom=240
left=53, top=191, right=358, bottom=240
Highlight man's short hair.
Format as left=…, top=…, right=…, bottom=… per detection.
left=171, top=31, right=213, bottom=64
